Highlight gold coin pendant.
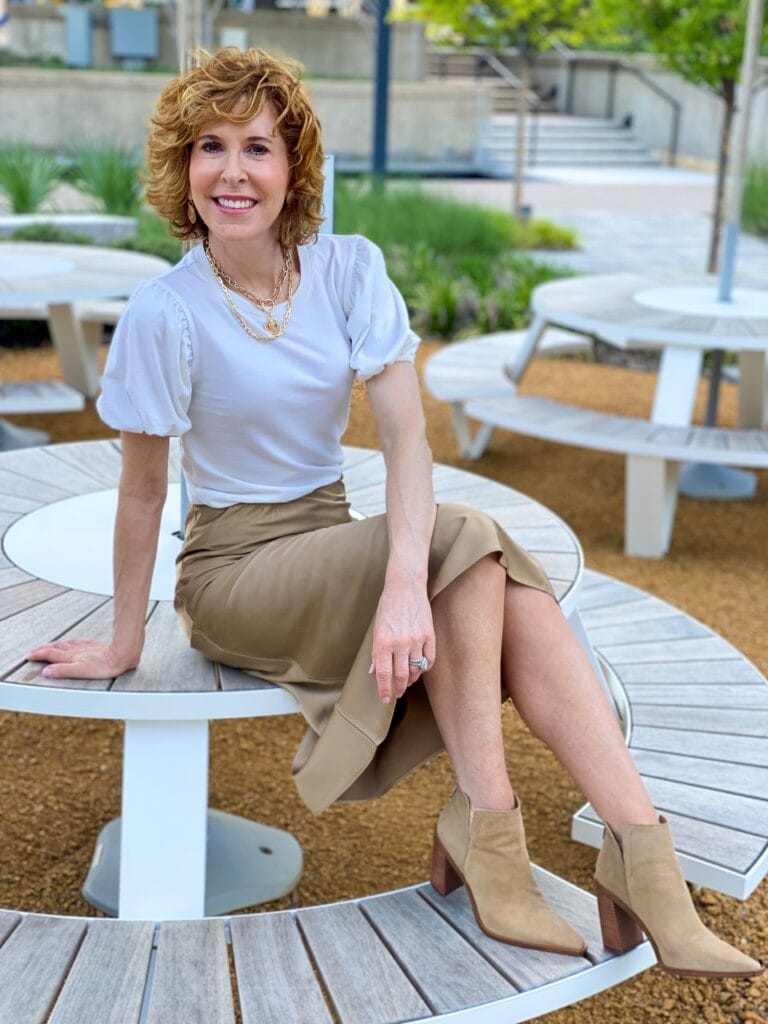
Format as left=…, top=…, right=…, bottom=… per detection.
left=265, top=317, right=281, bottom=337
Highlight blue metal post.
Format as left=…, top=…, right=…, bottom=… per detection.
left=372, top=0, right=391, bottom=183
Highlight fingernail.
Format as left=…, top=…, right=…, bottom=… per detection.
left=382, top=697, right=390, bottom=704
left=41, top=667, right=53, bottom=677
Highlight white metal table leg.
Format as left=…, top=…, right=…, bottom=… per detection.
left=651, top=346, right=702, bottom=426
left=120, top=719, right=209, bottom=920
left=625, top=454, right=678, bottom=557
left=82, top=718, right=304, bottom=920
left=47, top=302, right=102, bottom=398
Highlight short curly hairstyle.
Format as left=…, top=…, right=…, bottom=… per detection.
left=144, top=48, right=325, bottom=248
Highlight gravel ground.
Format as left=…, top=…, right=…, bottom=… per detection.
left=0, top=340, right=765, bottom=1023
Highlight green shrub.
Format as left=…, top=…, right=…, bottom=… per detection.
left=70, top=143, right=143, bottom=216
left=113, top=211, right=183, bottom=264
left=743, top=164, right=768, bottom=238
left=9, top=223, right=92, bottom=245
left=0, top=144, right=63, bottom=214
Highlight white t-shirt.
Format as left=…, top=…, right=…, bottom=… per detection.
left=97, top=233, right=419, bottom=506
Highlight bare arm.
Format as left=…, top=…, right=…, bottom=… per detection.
left=27, top=432, right=170, bottom=679
left=365, top=362, right=437, bottom=703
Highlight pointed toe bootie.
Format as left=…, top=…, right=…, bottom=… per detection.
left=595, top=817, right=763, bottom=978
left=430, top=788, right=587, bottom=956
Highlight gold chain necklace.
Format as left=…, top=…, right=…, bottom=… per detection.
left=203, top=239, right=295, bottom=341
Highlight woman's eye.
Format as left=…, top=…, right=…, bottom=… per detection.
left=247, top=144, right=268, bottom=156
left=200, top=141, right=222, bottom=153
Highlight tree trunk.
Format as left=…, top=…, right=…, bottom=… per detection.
left=513, top=54, right=531, bottom=220
left=707, top=80, right=736, bottom=274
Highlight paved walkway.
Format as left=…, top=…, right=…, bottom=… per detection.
left=424, top=168, right=768, bottom=286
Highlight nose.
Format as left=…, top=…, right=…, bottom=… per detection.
left=221, top=151, right=246, bottom=184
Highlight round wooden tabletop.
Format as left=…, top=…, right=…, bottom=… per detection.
left=0, top=441, right=583, bottom=719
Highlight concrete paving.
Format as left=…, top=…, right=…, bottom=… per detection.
left=423, top=168, right=768, bottom=286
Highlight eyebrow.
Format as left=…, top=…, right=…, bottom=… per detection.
left=198, top=133, right=273, bottom=143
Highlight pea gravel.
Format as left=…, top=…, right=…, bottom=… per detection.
left=0, top=340, right=765, bottom=1023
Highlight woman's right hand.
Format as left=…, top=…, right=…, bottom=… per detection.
left=26, top=639, right=139, bottom=680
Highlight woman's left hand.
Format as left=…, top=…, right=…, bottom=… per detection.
left=370, top=575, right=435, bottom=704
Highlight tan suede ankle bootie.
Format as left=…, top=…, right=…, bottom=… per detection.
left=431, top=788, right=587, bottom=955
left=595, top=818, right=763, bottom=978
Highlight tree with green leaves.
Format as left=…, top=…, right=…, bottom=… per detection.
left=401, top=1, right=600, bottom=217
left=597, top=0, right=768, bottom=271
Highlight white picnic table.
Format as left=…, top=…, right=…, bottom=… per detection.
left=0, top=440, right=588, bottom=922
left=527, top=272, right=768, bottom=497
left=0, top=242, right=170, bottom=398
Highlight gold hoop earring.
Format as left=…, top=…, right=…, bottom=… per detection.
left=187, top=200, right=197, bottom=225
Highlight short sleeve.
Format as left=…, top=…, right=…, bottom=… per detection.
left=346, top=236, right=420, bottom=381
left=96, top=280, right=193, bottom=436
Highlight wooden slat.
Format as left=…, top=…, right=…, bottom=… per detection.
left=298, top=902, right=431, bottom=1024
left=230, top=913, right=333, bottom=1024
left=48, top=920, right=154, bottom=1024
left=632, top=749, right=768, bottom=798
left=111, top=603, right=217, bottom=693
left=218, top=665, right=279, bottom=693
left=420, top=884, right=591, bottom=991
left=46, top=441, right=123, bottom=488
left=643, top=777, right=768, bottom=836
left=577, top=578, right=641, bottom=609
left=578, top=805, right=766, bottom=873
left=145, top=921, right=235, bottom=1024
left=0, top=590, right=107, bottom=678
left=0, top=449, right=109, bottom=496
left=626, top=684, right=768, bottom=709
left=0, top=493, right=39, bottom=515
left=0, top=467, right=70, bottom=505
left=598, top=635, right=738, bottom=664
left=0, top=567, right=34, bottom=589
left=362, top=888, right=514, bottom=1014
left=588, top=615, right=709, bottom=646
left=616, top=659, right=763, bottom=684
left=579, top=596, right=681, bottom=629
left=630, top=725, right=768, bottom=768
left=0, top=580, right=66, bottom=622
left=0, top=912, right=20, bottom=946
left=7, top=599, right=125, bottom=689
left=632, top=705, right=768, bottom=738
left=0, top=916, right=86, bottom=1024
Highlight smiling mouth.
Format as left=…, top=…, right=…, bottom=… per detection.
left=215, top=197, right=257, bottom=210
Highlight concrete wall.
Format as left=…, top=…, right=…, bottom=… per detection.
left=0, top=67, right=489, bottom=168
left=5, top=5, right=425, bottom=80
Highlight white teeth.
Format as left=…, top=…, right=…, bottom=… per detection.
left=217, top=198, right=256, bottom=209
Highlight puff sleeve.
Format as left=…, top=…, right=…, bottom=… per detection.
left=96, top=280, right=193, bottom=436
left=346, top=236, right=420, bottom=381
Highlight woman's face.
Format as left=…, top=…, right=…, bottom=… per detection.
left=188, top=103, right=291, bottom=247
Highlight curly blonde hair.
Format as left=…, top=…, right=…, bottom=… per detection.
left=144, top=48, right=325, bottom=248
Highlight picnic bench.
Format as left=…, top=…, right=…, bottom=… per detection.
left=0, top=871, right=655, bottom=1024
left=422, top=326, right=589, bottom=460
left=462, top=394, right=768, bottom=557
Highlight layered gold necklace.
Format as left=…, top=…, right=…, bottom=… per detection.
left=203, top=238, right=295, bottom=341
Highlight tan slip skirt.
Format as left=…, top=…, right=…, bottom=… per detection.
left=174, top=477, right=554, bottom=815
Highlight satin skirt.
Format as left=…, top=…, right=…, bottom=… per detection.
left=174, top=478, right=554, bottom=814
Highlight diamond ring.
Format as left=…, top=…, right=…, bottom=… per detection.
left=408, top=657, right=429, bottom=672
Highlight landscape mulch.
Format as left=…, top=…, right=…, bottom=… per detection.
left=0, top=339, right=765, bottom=1023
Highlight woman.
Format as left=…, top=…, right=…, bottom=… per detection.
left=28, top=48, right=761, bottom=977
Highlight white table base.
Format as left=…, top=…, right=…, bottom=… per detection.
left=83, top=719, right=303, bottom=920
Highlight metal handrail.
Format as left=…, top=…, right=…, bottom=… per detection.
left=550, top=41, right=681, bottom=166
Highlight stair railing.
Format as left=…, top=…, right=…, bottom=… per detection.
left=552, top=41, right=680, bottom=166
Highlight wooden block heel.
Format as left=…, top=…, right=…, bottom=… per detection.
left=596, top=882, right=644, bottom=953
left=430, top=832, right=462, bottom=896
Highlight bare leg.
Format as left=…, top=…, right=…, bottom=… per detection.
left=424, top=556, right=656, bottom=825
left=423, top=554, right=514, bottom=811
left=501, top=580, right=657, bottom=827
